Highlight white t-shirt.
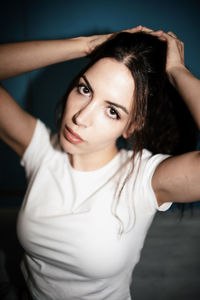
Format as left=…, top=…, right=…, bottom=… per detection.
left=17, top=119, right=171, bottom=300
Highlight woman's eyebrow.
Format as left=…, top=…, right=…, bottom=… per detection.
left=81, top=74, right=129, bottom=115
left=81, top=75, right=94, bottom=93
left=106, top=101, right=129, bottom=115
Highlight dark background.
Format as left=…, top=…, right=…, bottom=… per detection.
left=0, top=2, right=200, bottom=299
left=0, top=0, right=200, bottom=206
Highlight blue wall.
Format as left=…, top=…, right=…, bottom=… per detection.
left=0, top=0, right=200, bottom=206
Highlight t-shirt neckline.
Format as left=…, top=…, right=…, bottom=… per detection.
left=66, top=150, right=122, bottom=177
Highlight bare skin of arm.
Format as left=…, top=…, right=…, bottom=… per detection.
left=149, top=30, right=200, bottom=205
left=0, top=25, right=142, bottom=81
left=0, top=37, right=92, bottom=156
left=153, top=151, right=200, bottom=205
left=0, top=26, right=142, bottom=157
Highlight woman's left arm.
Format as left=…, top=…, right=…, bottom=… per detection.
left=168, top=66, right=200, bottom=129
left=143, top=28, right=200, bottom=128
left=153, top=151, right=200, bottom=205
left=160, top=30, right=200, bottom=129
left=151, top=30, right=200, bottom=205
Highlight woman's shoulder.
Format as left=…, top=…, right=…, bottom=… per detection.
left=21, top=119, right=64, bottom=178
left=119, top=148, right=154, bottom=162
left=28, top=119, right=62, bottom=152
left=119, top=148, right=170, bottom=177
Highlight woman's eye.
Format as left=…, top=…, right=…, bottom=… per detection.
left=77, top=84, right=90, bottom=95
left=107, top=107, right=120, bottom=120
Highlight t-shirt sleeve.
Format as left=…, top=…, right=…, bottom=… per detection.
left=138, top=151, right=173, bottom=212
left=20, top=119, right=53, bottom=180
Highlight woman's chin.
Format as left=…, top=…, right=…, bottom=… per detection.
left=59, top=134, right=81, bottom=155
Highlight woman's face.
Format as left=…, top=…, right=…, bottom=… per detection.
left=60, top=58, right=135, bottom=169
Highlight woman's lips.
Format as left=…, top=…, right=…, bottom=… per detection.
left=64, top=125, right=84, bottom=144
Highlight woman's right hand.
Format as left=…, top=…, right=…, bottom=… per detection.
left=85, top=25, right=143, bottom=55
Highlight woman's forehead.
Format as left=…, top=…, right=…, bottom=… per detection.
left=85, top=57, right=133, bottom=79
left=84, top=58, right=135, bottom=104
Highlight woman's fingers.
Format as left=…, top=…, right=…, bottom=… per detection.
left=123, top=25, right=143, bottom=33
left=140, top=26, right=166, bottom=40
left=137, top=27, right=185, bottom=71
left=141, top=26, right=157, bottom=33
left=124, top=26, right=166, bottom=41
left=123, top=25, right=160, bottom=34
left=160, top=31, right=185, bottom=72
left=167, top=31, right=178, bottom=39
left=123, top=26, right=179, bottom=41
left=87, top=25, right=143, bottom=54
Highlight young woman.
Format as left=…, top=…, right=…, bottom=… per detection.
left=0, top=25, right=200, bottom=300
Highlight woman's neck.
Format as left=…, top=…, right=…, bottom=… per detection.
left=68, top=146, right=119, bottom=172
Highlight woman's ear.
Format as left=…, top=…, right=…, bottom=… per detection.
left=122, top=123, right=135, bottom=139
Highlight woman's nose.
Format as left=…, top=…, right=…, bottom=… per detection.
left=72, top=102, right=95, bottom=127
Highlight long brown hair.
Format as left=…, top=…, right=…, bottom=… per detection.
left=56, top=32, right=197, bottom=155
left=55, top=32, right=198, bottom=233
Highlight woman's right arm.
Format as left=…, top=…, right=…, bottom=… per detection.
left=0, top=37, right=92, bottom=156
left=0, top=25, right=143, bottom=81
left=0, top=37, right=91, bottom=81
left=0, top=26, right=142, bottom=157
left=0, top=37, right=98, bottom=157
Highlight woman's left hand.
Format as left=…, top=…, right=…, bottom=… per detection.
left=141, top=27, right=185, bottom=77
left=142, top=26, right=200, bottom=130
left=158, top=31, right=185, bottom=74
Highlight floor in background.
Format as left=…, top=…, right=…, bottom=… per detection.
left=0, top=207, right=200, bottom=299
left=131, top=208, right=200, bottom=300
